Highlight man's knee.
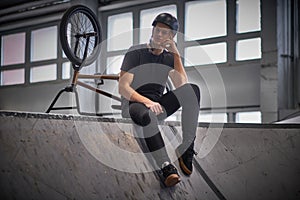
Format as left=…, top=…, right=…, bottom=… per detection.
left=181, top=83, right=200, bottom=104
left=190, top=83, right=200, bottom=104
left=129, top=103, right=151, bottom=126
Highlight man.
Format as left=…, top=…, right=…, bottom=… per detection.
left=118, top=13, right=200, bottom=187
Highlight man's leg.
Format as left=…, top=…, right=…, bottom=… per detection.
left=129, top=102, right=180, bottom=186
left=129, top=102, right=170, bottom=168
left=159, top=83, right=200, bottom=175
left=159, top=83, right=200, bottom=148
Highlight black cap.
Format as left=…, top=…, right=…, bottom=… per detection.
left=152, top=13, right=179, bottom=35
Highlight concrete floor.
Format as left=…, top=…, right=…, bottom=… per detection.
left=0, top=111, right=299, bottom=200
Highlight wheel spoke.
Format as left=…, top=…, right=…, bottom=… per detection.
left=61, top=6, right=101, bottom=66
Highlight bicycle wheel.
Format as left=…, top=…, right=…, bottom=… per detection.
left=60, top=5, right=102, bottom=67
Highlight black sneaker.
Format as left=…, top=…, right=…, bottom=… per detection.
left=161, top=162, right=181, bottom=187
left=176, top=143, right=197, bottom=176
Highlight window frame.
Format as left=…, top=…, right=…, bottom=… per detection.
left=100, top=0, right=261, bottom=74
left=0, top=20, right=70, bottom=87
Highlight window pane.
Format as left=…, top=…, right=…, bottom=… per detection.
left=236, top=111, right=261, bottom=123
left=185, top=42, right=227, bottom=66
left=1, top=69, right=25, bottom=85
left=62, top=62, right=71, bottom=79
left=140, top=5, right=177, bottom=44
left=236, top=38, right=261, bottom=61
left=107, top=13, right=133, bottom=51
left=80, top=62, right=96, bottom=75
left=31, top=26, right=57, bottom=62
left=1, top=33, right=25, bottom=66
left=236, top=0, right=261, bottom=33
left=199, top=113, right=228, bottom=123
left=107, top=55, right=124, bottom=74
left=30, top=64, right=57, bottom=83
left=185, top=0, right=226, bottom=40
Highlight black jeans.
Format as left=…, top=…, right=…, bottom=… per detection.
left=128, top=83, right=200, bottom=168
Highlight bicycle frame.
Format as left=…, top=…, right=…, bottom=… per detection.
left=46, top=32, right=121, bottom=114
left=45, top=69, right=121, bottom=114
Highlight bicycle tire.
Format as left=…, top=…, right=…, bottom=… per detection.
left=60, top=5, right=102, bottom=67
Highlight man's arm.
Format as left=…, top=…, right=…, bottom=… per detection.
left=164, top=39, right=188, bottom=88
left=169, top=53, right=187, bottom=88
left=118, top=70, right=164, bottom=114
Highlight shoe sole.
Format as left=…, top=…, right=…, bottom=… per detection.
left=164, top=174, right=181, bottom=187
left=176, top=149, right=192, bottom=176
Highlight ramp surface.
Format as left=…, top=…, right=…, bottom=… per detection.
left=0, top=111, right=299, bottom=200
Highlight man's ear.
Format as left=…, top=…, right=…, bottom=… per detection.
left=169, top=33, right=174, bottom=39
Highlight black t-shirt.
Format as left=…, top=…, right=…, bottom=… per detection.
left=121, top=43, right=174, bottom=101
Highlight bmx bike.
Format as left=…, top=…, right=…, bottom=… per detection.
left=46, top=5, right=121, bottom=115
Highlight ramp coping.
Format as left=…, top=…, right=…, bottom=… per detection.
left=1, top=110, right=300, bottom=129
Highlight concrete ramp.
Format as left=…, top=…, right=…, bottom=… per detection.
left=0, top=111, right=299, bottom=200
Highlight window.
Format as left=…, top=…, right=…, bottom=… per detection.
left=106, top=12, right=133, bottom=74
left=1, top=32, right=26, bottom=66
left=198, top=113, right=228, bottom=123
left=62, top=62, right=71, bottom=80
left=31, top=26, right=57, bottom=62
left=236, top=0, right=261, bottom=33
left=107, top=55, right=124, bottom=74
left=1, top=69, right=25, bottom=85
left=140, top=5, right=177, bottom=44
left=0, top=20, right=93, bottom=87
left=185, top=42, right=227, bottom=66
left=185, top=0, right=226, bottom=40
left=29, top=26, right=59, bottom=83
left=236, top=111, right=261, bottom=123
left=184, top=0, right=227, bottom=67
left=1, top=32, right=26, bottom=86
left=80, top=62, right=96, bottom=75
left=30, top=64, right=57, bottom=83
left=236, top=37, right=261, bottom=61
left=107, top=12, right=133, bottom=51
left=235, top=0, right=261, bottom=61
left=184, top=0, right=261, bottom=65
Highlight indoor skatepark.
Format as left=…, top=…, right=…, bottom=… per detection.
left=0, top=111, right=299, bottom=200
left=0, top=0, right=300, bottom=199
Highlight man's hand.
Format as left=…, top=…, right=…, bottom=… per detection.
left=145, top=101, right=164, bottom=115
left=163, top=39, right=179, bottom=56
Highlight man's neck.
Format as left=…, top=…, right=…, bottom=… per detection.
left=148, top=43, right=163, bottom=55
left=151, top=48, right=163, bottom=55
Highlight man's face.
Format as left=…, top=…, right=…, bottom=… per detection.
left=151, top=22, right=173, bottom=47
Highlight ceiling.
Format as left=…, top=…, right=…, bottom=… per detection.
left=0, top=0, right=39, bottom=10
left=0, top=0, right=127, bottom=10
left=0, top=0, right=128, bottom=26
